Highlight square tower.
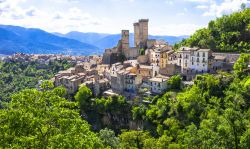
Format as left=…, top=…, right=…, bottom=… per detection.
left=139, top=19, right=149, bottom=47
left=133, top=19, right=149, bottom=49
left=134, top=22, right=140, bottom=47
left=121, top=30, right=130, bottom=52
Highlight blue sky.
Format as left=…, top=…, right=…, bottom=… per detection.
left=0, top=0, right=249, bottom=36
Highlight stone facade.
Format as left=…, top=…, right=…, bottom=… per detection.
left=149, top=77, right=169, bottom=94
left=134, top=19, right=149, bottom=49
left=124, top=47, right=139, bottom=60
left=177, top=47, right=212, bottom=74
left=160, top=50, right=175, bottom=68
left=121, top=30, right=130, bottom=53
left=159, top=64, right=181, bottom=76
left=102, top=49, right=120, bottom=65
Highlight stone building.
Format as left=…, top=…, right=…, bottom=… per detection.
left=177, top=47, right=212, bottom=73
left=149, top=77, right=169, bottom=94
left=160, top=50, right=175, bottom=69
left=134, top=19, right=149, bottom=49
left=102, top=19, right=150, bottom=65
left=176, top=47, right=213, bottom=80
left=102, top=49, right=121, bottom=65
left=136, top=65, right=153, bottom=78
left=159, top=64, right=181, bottom=76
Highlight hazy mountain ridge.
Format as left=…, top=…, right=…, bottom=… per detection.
left=0, top=25, right=101, bottom=56
left=0, top=25, right=188, bottom=56
left=57, top=32, right=189, bottom=49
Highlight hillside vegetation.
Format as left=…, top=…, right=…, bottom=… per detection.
left=175, top=8, right=250, bottom=53
left=0, top=54, right=249, bottom=148
left=0, top=60, right=73, bottom=101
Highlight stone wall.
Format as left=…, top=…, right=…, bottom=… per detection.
left=137, top=55, right=148, bottom=64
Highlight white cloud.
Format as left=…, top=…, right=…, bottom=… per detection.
left=165, top=0, right=174, bottom=5
left=0, top=0, right=105, bottom=33
left=54, top=0, right=80, bottom=3
left=196, top=5, right=209, bottom=9
left=185, top=0, right=214, bottom=3
left=151, top=24, right=205, bottom=36
left=202, top=0, right=250, bottom=17
left=177, top=13, right=185, bottom=16
left=109, top=0, right=135, bottom=2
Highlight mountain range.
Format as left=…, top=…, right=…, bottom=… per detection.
left=0, top=25, right=188, bottom=56
left=56, top=31, right=189, bottom=49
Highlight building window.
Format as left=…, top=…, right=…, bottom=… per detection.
left=203, top=52, right=205, bottom=57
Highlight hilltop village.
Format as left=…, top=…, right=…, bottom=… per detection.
left=11, top=19, right=240, bottom=100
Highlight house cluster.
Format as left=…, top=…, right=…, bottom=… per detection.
left=53, top=19, right=240, bottom=99
left=53, top=57, right=110, bottom=96
left=3, top=53, right=91, bottom=64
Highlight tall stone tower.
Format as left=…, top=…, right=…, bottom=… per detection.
left=134, top=19, right=149, bottom=49
left=134, top=22, right=140, bottom=48
left=139, top=19, right=149, bottom=48
left=121, top=30, right=130, bottom=52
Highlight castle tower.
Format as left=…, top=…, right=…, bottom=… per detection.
left=134, top=19, right=149, bottom=48
left=121, top=30, right=129, bottom=52
left=138, top=19, right=149, bottom=48
left=134, top=22, right=140, bottom=48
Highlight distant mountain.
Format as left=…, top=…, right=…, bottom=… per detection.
left=57, top=31, right=189, bottom=50
left=54, top=31, right=109, bottom=45
left=0, top=24, right=188, bottom=56
left=149, top=35, right=189, bottom=45
left=0, top=25, right=101, bottom=56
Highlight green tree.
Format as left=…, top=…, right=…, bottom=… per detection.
left=119, top=130, right=152, bottom=149
left=98, top=128, right=120, bottom=149
left=175, top=8, right=250, bottom=53
left=75, top=85, right=92, bottom=111
left=167, top=75, right=182, bottom=90
left=139, top=48, right=145, bottom=55
left=40, top=80, right=54, bottom=90
left=0, top=59, right=73, bottom=101
left=0, top=84, right=103, bottom=148
left=234, top=54, right=250, bottom=77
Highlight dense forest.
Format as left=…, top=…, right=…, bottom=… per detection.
left=0, top=59, right=73, bottom=101
left=174, top=8, right=250, bottom=53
